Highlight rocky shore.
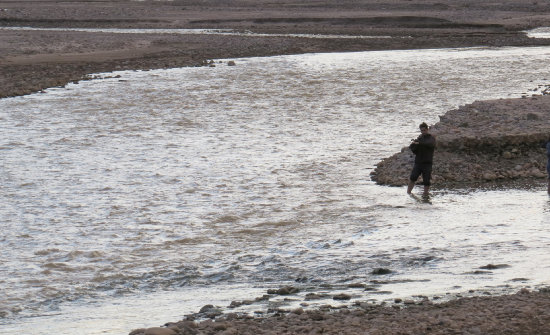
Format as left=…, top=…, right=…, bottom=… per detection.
left=371, top=94, right=550, bottom=187
left=130, top=288, right=550, bottom=335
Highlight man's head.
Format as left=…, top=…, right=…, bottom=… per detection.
left=419, top=122, right=429, bottom=134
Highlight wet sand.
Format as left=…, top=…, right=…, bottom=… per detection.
left=3, top=1, right=550, bottom=334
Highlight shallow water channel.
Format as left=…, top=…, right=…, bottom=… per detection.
left=2, top=46, right=550, bottom=334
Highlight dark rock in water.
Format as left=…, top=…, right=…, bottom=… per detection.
left=371, top=268, right=392, bottom=275
left=267, top=286, right=300, bottom=295
left=305, top=293, right=324, bottom=300
left=199, top=305, right=215, bottom=313
left=197, top=304, right=223, bottom=319
left=480, top=264, right=511, bottom=270
left=333, top=293, right=352, bottom=300
left=364, top=285, right=379, bottom=291
left=228, top=299, right=255, bottom=308
left=227, top=60, right=236, bottom=66
left=370, top=291, right=393, bottom=295
left=229, top=301, right=243, bottom=308
left=206, top=309, right=223, bottom=319
left=469, top=270, right=493, bottom=275
left=255, top=294, right=270, bottom=301
left=348, top=283, right=366, bottom=288
left=509, top=278, right=530, bottom=282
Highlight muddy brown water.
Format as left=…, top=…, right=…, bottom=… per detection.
left=2, top=45, right=550, bottom=334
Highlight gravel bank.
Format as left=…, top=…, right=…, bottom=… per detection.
left=130, top=288, right=550, bottom=335
left=371, top=95, right=550, bottom=187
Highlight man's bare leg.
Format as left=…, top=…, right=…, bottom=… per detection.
left=423, top=185, right=430, bottom=196
left=407, top=181, right=415, bottom=194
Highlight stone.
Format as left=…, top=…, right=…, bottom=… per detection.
left=199, top=304, right=215, bottom=313
left=213, top=322, right=228, bottom=331
left=333, top=293, right=352, bottom=300
left=480, top=264, right=510, bottom=270
left=526, top=113, right=540, bottom=120
left=371, top=268, right=392, bottom=275
left=143, top=327, right=177, bottom=335
left=305, top=293, right=324, bottom=300
left=206, top=309, right=223, bottom=319
left=198, top=304, right=223, bottom=318
left=292, top=307, right=304, bottom=315
left=483, top=173, right=497, bottom=181
left=308, top=311, right=325, bottom=321
left=229, top=301, right=243, bottom=308
left=268, top=286, right=300, bottom=295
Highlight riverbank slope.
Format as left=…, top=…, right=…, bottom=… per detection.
left=3, top=0, right=550, bottom=98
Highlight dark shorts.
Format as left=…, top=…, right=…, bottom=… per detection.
left=410, top=163, right=433, bottom=186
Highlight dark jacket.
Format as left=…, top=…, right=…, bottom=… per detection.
left=541, top=141, right=550, bottom=158
left=410, top=133, right=436, bottom=164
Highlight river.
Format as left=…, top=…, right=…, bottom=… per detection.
left=2, top=45, right=550, bottom=334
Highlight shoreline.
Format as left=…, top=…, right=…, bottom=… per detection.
left=130, top=288, right=550, bottom=335
left=3, top=1, right=550, bottom=334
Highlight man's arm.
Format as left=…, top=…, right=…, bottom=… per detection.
left=409, top=141, right=419, bottom=154
left=418, top=135, right=435, bottom=149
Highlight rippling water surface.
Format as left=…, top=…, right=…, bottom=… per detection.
left=2, top=46, right=550, bottom=334
left=0, top=26, right=392, bottom=39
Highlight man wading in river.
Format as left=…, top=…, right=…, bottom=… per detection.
left=407, top=122, right=436, bottom=196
